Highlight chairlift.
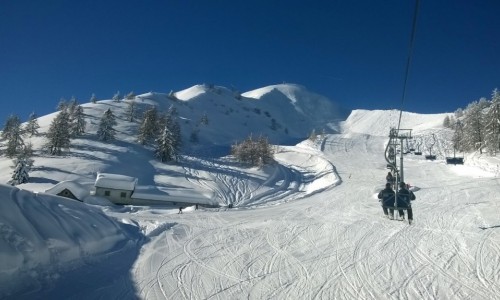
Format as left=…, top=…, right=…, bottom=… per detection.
left=446, top=149, right=464, bottom=165
left=380, top=192, right=413, bottom=225
left=413, top=136, right=422, bottom=155
left=425, top=133, right=437, bottom=160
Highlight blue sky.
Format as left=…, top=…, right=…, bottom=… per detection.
left=1, top=0, right=499, bottom=125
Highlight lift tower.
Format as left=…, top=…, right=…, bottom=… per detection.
left=385, top=128, right=412, bottom=185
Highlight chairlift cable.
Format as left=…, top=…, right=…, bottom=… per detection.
left=397, top=0, right=420, bottom=131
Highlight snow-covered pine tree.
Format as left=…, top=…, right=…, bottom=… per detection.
left=96, top=108, right=117, bottom=142
left=10, top=157, right=30, bottom=185
left=90, top=93, right=97, bottom=104
left=1, top=114, right=21, bottom=140
left=57, top=98, right=67, bottom=111
left=112, top=91, right=121, bottom=102
left=10, top=142, right=35, bottom=185
left=125, top=91, right=136, bottom=100
left=24, top=112, right=40, bottom=136
left=163, top=109, right=182, bottom=152
left=125, top=100, right=137, bottom=122
left=45, top=110, right=71, bottom=155
left=443, top=116, right=451, bottom=128
left=484, top=88, right=500, bottom=154
left=70, top=105, right=86, bottom=137
left=68, top=97, right=78, bottom=115
left=137, top=105, right=159, bottom=145
left=155, top=126, right=177, bottom=162
left=462, top=101, right=485, bottom=153
left=4, top=115, right=24, bottom=158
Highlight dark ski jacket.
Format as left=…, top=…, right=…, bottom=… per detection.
left=378, top=188, right=395, bottom=207
left=386, top=174, right=394, bottom=184
left=396, top=188, right=416, bottom=208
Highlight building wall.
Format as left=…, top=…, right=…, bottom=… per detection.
left=95, top=187, right=133, bottom=204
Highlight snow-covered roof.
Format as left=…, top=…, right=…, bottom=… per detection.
left=132, top=185, right=215, bottom=205
left=44, top=180, right=89, bottom=200
left=95, top=173, right=137, bottom=191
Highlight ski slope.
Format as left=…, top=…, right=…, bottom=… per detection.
left=96, top=133, right=500, bottom=299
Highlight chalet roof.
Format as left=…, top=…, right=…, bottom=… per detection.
left=95, top=173, right=137, bottom=191
left=44, top=181, right=89, bottom=200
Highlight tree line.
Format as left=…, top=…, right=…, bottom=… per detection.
left=443, top=88, right=500, bottom=155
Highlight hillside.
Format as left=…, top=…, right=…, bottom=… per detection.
left=0, top=83, right=341, bottom=192
left=1, top=96, right=500, bottom=299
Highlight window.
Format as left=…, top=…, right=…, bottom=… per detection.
left=120, top=192, right=126, bottom=198
left=104, top=190, right=110, bottom=196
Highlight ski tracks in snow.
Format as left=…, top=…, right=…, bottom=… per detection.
left=127, top=133, right=500, bottom=300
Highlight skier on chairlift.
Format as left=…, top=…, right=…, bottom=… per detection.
left=378, top=183, right=395, bottom=219
left=386, top=172, right=395, bottom=188
left=397, top=182, right=416, bottom=224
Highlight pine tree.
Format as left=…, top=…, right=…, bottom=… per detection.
left=125, top=91, right=136, bottom=100
left=1, top=114, right=21, bottom=140
left=484, top=88, right=500, bottom=154
left=10, top=142, right=35, bottom=185
left=68, top=97, right=78, bottom=115
left=443, top=116, right=451, bottom=128
left=57, top=98, right=67, bottom=111
left=112, top=91, right=121, bottom=102
left=24, top=112, right=40, bottom=136
left=10, top=158, right=30, bottom=185
left=125, top=100, right=137, bottom=122
left=70, top=105, right=86, bottom=137
left=155, top=126, right=177, bottom=162
left=137, top=106, right=159, bottom=145
left=97, top=108, right=117, bottom=142
left=2, top=114, right=24, bottom=158
left=45, top=110, right=71, bottom=155
left=462, top=101, right=485, bottom=153
left=90, top=93, right=97, bottom=104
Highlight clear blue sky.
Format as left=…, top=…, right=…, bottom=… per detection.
left=1, top=0, right=499, bottom=125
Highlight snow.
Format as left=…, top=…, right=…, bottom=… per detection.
left=132, top=185, right=215, bottom=206
left=44, top=180, right=90, bottom=200
left=95, top=173, right=137, bottom=191
left=1, top=88, right=500, bottom=299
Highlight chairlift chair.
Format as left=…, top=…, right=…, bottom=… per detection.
left=445, top=149, right=464, bottom=165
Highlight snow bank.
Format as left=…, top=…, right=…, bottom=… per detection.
left=0, top=184, right=141, bottom=297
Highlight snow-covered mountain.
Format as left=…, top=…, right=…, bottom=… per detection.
left=0, top=83, right=344, bottom=191
left=2, top=86, right=500, bottom=299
